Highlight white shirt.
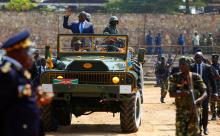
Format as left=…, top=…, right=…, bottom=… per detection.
left=40, top=66, right=47, bottom=73
left=192, top=35, right=200, bottom=46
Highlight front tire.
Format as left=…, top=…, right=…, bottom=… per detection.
left=40, top=105, right=58, bottom=131
left=120, top=91, right=141, bottom=133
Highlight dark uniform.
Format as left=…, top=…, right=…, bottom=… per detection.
left=169, top=57, right=207, bottom=136
left=0, top=31, right=41, bottom=136
left=103, top=16, right=119, bottom=34
left=155, top=56, right=169, bottom=103
left=190, top=52, right=218, bottom=135
left=210, top=54, right=220, bottom=120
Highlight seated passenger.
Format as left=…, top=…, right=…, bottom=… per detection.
left=71, top=39, right=82, bottom=51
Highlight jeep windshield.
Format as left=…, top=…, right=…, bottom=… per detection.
left=58, top=34, right=128, bottom=58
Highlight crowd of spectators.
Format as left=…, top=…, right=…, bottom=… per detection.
left=145, top=30, right=216, bottom=55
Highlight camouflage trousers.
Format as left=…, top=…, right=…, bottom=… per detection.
left=210, top=95, right=220, bottom=115
left=176, top=110, right=201, bottom=136
left=160, top=79, right=168, bottom=98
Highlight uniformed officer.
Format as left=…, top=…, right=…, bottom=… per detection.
left=0, top=31, right=41, bottom=136
left=103, top=16, right=119, bottom=34
left=155, top=56, right=169, bottom=103
left=210, top=54, right=220, bottom=120
left=169, top=56, right=207, bottom=136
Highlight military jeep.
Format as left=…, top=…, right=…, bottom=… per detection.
left=40, top=34, right=145, bottom=133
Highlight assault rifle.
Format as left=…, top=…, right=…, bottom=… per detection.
left=189, top=72, right=200, bottom=125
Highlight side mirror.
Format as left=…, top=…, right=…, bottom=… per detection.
left=138, top=48, right=145, bottom=64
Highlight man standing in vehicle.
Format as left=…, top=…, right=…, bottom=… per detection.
left=63, top=9, right=94, bottom=34
left=103, top=16, right=119, bottom=34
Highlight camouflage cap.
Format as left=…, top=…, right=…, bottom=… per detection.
left=74, top=40, right=82, bottom=45
left=179, top=56, right=191, bottom=66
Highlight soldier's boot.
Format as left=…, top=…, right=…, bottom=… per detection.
left=217, top=100, right=220, bottom=118
left=211, top=112, right=216, bottom=120
left=217, top=110, right=220, bottom=118
left=210, top=101, right=216, bottom=120
left=160, top=96, right=165, bottom=103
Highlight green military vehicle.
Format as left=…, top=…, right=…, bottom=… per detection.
left=40, top=34, right=145, bottom=133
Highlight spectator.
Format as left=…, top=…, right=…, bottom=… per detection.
left=192, top=31, right=200, bottom=54
left=207, top=33, right=214, bottom=54
left=200, top=34, right=207, bottom=53
left=178, top=34, right=185, bottom=54
left=146, top=31, right=153, bottom=55
left=155, top=33, right=162, bottom=55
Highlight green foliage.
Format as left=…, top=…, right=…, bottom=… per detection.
left=6, top=0, right=37, bottom=11
left=105, top=0, right=209, bottom=13
left=106, top=0, right=182, bottom=13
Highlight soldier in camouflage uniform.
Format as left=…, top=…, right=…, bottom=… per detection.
left=155, top=56, right=169, bottom=103
left=103, top=16, right=119, bottom=34
left=169, top=56, right=207, bottom=136
left=210, top=54, right=220, bottom=120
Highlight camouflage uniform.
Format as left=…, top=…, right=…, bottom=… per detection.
left=103, top=16, right=119, bottom=34
left=169, top=72, right=206, bottom=136
left=207, top=33, right=214, bottom=54
left=210, top=54, right=220, bottom=119
left=155, top=57, right=169, bottom=103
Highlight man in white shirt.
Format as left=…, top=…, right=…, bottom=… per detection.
left=192, top=31, right=200, bottom=53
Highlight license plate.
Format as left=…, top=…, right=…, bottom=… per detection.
left=42, top=84, right=54, bottom=97
left=120, top=85, right=131, bottom=94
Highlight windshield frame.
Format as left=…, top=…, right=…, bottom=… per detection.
left=57, top=34, right=128, bottom=60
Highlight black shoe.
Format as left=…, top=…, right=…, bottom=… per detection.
left=154, top=84, right=160, bottom=87
left=217, top=111, right=220, bottom=118
left=211, top=114, right=216, bottom=120
left=203, top=128, right=209, bottom=135
left=160, top=97, right=165, bottom=103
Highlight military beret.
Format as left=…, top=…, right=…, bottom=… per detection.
left=212, top=54, right=219, bottom=59
left=196, top=48, right=202, bottom=53
left=1, top=30, right=30, bottom=52
left=179, top=56, right=191, bottom=66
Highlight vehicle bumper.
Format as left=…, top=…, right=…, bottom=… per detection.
left=42, top=84, right=133, bottom=95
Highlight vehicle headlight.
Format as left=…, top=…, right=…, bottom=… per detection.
left=112, top=76, right=120, bottom=84
left=57, top=76, right=63, bottom=79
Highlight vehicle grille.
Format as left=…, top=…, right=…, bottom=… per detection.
left=40, top=71, right=135, bottom=86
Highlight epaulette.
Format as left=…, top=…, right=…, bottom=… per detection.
left=0, top=62, right=12, bottom=73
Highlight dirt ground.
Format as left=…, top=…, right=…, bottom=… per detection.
left=46, top=85, right=220, bottom=136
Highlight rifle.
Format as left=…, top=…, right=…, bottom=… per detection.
left=189, top=72, right=200, bottom=125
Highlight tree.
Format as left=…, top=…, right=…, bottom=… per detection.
left=106, top=0, right=209, bottom=14
left=105, top=0, right=182, bottom=13
left=6, top=0, right=37, bottom=11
